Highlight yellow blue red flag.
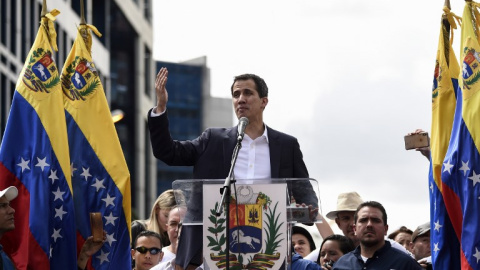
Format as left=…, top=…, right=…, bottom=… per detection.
left=61, top=24, right=131, bottom=269
left=440, top=2, right=480, bottom=269
left=429, top=6, right=462, bottom=270
left=0, top=10, right=78, bottom=269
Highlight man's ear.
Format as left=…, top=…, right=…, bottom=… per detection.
left=384, top=224, right=389, bottom=236
left=261, top=97, right=268, bottom=109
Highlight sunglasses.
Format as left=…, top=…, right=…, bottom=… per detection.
left=135, top=246, right=162, bottom=255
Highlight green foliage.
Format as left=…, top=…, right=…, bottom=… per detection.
left=263, top=202, right=284, bottom=255
left=207, top=202, right=226, bottom=255
left=80, top=79, right=99, bottom=97
left=45, top=75, right=60, bottom=89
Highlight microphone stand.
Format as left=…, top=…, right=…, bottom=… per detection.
left=216, top=137, right=243, bottom=270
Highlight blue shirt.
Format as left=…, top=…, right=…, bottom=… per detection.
left=291, top=253, right=322, bottom=270
left=0, top=245, right=16, bottom=270
left=332, top=241, right=423, bottom=270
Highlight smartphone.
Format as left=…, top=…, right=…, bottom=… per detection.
left=404, top=132, right=430, bottom=150
left=90, top=212, right=103, bottom=241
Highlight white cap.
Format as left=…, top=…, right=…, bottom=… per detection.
left=0, top=186, right=18, bottom=201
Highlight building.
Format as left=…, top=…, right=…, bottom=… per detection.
left=0, top=0, right=231, bottom=220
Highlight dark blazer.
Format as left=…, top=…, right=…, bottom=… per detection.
left=148, top=109, right=317, bottom=268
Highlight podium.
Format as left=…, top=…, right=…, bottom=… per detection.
left=172, top=178, right=324, bottom=270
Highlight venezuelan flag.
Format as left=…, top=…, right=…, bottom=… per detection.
left=440, top=2, right=480, bottom=269
left=429, top=6, right=462, bottom=270
left=0, top=10, right=78, bottom=269
left=61, top=24, right=131, bottom=269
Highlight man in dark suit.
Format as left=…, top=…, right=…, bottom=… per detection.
left=148, top=68, right=317, bottom=270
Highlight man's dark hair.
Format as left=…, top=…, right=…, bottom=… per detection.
left=354, top=201, right=388, bottom=225
left=231, top=74, right=268, bottom=98
left=133, top=230, right=162, bottom=248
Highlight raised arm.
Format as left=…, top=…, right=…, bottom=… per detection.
left=154, top=67, right=169, bottom=113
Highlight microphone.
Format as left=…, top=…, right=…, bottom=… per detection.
left=237, top=117, right=249, bottom=142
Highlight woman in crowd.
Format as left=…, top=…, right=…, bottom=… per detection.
left=388, top=226, right=413, bottom=252
left=316, top=234, right=354, bottom=270
left=292, top=226, right=317, bottom=258
left=131, top=189, right=180, bottom=248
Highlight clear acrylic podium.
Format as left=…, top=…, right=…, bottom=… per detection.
left=172, top=178, right=324, bottom=270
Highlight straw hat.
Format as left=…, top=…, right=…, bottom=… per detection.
left=326, top=192, right=363, bottom=220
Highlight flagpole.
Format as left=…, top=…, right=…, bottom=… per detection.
left=80, top=0, right=86, bottom=25
left=442, top=0, right=451, bottom=66
left=79, top=0, right=89, bottom=44
left=41, top=0, right=47, bottom=17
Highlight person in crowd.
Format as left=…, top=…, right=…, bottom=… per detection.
left=152, top=206, right=187, bottom=270
left=305, top=191, right=363, bottom=261
left=148, top=67, right=318, bottom=270
left=406, top=129, right=431, bottom=160
left=388, top=225, right=413, bottom=251
left=332, top=201, right=422, bottom=270
left=77, top=231, right=107, bottom=269
left=0, top=186, right=18, bottom=269
left=132, top=189, right=179, bottom=248
left=326, top=192, right=364, bottom=247
left=132, top=230, right=164, bottom=270
left=292, top=226, right=316, bottom=258
left=316, top=234, right=354, bottom=270
left=409, top=222, right=432, bottom=269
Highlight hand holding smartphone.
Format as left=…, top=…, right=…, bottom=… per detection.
left=404, top=132, right=430, bottom=150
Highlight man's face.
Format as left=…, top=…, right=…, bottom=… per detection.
left=166, top=208, right=185, bottom=250
left=335, top=211, right=356, bottom=241
left=0, top=196, right=15, bottom=235
left=410, top=234, right=431, bottom=260
left=232, top=79, right=268, bottom=123
left=131, top=236, right=164, bottom=270
left=353, top=206, right=388, bottom=248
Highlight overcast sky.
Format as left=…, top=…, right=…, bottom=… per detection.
left=152, top=0, right=465, bottom=236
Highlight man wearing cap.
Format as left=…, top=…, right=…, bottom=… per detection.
left=410, top=222, right=431, bottom=268
left=0, top=186, right=18, bottom=269
left=332, top=201, right=422, bottom=270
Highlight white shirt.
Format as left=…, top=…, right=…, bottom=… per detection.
left=160, top=246, right=175, bottom=263
left=233, top=127, right=271, bottom=179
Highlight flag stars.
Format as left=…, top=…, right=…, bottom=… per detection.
left=434, top=220, right=443, bottom=232
left=102, top=194, right=116, bottom=208
left=52, top=187, right=65, bottom=201
left=468, top=170, right=480, bottom=187
left=80, top=167, right=92, bottom=181
left=35, top=157, right=50, bottom=171
left=96, top=250, right=110, bottom=264
left=443, top=160, right=454, bottom=174
left=71, top=163, right=77, bottom=177
left=17, top=158, right=30, bottom=172
left=48, top=169, right=59, bottom=184
left=51, top=228, right=62, bottom=242
left=104, top=212, right=118, bottom=226
left=434, top=243, right=440, bottom=253
left=55, top=205, right=67, bottom=220
left=91, top=178, right=106, bottom=192
left=460, top=160, right=470, bottom=176
left=430, top=182, right=434, bottom=193
left=474, top=247, right=480, bottom=263
left=106, top=232, right=117, bottom=246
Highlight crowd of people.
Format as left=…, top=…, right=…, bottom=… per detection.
left=0, top=69, right=434, bottom=269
